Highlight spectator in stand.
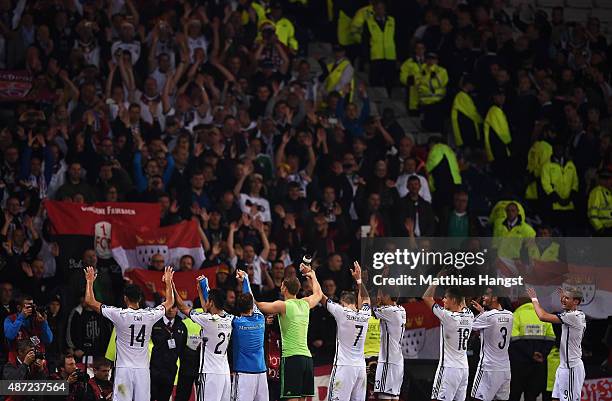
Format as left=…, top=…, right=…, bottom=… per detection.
left=54, top=161, right=96, bottom=202
left=83, top=358, right=113, bottom=401
left=49, top=353, right=87, bottom=401
left=4, top=294, right=53, bottom=357
left=2, top=339, right=48, bottom=381
left=45, top=294, right=66, bottom=370
left=397, top=176, right=436, bottom=236
left=66, top=295, right=112, bottom=362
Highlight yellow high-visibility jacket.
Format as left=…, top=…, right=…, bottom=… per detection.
left=588, top=185, right=612, bottom=231
left=540, top=160, right=578, bottom=210
left=417, top=64, right=448, bottom=105
left=399, top=58, right=424, bottom=111
left=451, top=90, right=482, bottom=146
left=484, top=105, right=512, bottom=162
left=365, top=15, right=396, bottom=60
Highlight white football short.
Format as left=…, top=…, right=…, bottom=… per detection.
left=374, top=362, right=403, bottom=398
left=197, top=372, right=231, bottom=401
left=471, top=370, right=511, bottom=401
left=232, top=372, right=269, bottom=401
left=113, top=367, right=150, bottom=401
left=327, top=365, right=367, bottom=401
left=552, top=363, right=585, bottom=401
left=431, top=366, right=468, bottom=401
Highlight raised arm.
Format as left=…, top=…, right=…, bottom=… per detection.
left=255, top=300, right=286, bottom=315
left=351, top=261, right=370, bottom=307
left=526, top=287, right=562, bottom=324
left=302, top=269, right=323, bottom=309
left=173, top=282, right=192, bottom=315
left=422, top=276, right=437, bottom=310
left=196, top=275, right=209, bottom=311
left=161, top=266, right=175, bottom=311
left=84, top=266, right=102, bottom=314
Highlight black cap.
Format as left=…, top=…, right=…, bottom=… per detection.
left=333, top=43, right=345, bottom=53
left=425, top=52, right=438, bottom=59
left=493, top=87, right=506, bottom=96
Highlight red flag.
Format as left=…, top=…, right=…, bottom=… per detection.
left=45, top=200, right=160, bottom=235
left=111, top=220, right=205, bottom=273
left=125, top=267, right=218, bottom=302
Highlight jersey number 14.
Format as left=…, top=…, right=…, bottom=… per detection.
left=129, top=324, right=146, bottom=347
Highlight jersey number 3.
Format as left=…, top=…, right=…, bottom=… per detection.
left=129, top=324, right=146, bottom=347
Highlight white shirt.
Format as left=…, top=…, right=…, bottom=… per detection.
left=472, top=309, right=513, bottom=371
left=373, top=305, right=407, bottom=365
left=111, top=40, right=141, bottom=65
left=229, top=255, right=265, bottom=286
left=189, top=310, right=234, bottom=374
left=327, top=300, right=371, bottom=367
left=101, top=304, right=165, bottom=368
left=556, top=310, right=586, bottom=368
left=432, top=304, right=474, bottom=369
left=238, top=193, right=272, bottom=222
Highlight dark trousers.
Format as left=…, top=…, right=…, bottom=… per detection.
left=421, top=101, right=444, bottom=132
left=150, top=372, right=175, bottom=401
left=509, top=362, right=546, bottom=401
left=174, top=373, right=197, bottom=401
left=369, top=59, right=396, bottom=96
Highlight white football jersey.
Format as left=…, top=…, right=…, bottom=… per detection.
left=472, top=309, right=513, bottom=371
left=101, top=304, right=165, bottom=368
left=556, top=310, right=586, bottom=368
left=373, top=305, right=407, bottom=365
left=432, top=304, right=474, bottom=369
left=327, top=300, right=371, bottom=367
left=190, top=310, right=234, bottom=374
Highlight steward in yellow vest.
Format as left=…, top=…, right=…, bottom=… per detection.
left=418, top=52, right=447, bottom=132
left=587, top=169, right=612, bottom=235
left=349, top=2, right=374, bottom=45
left=451, top=76, right=482, bottom=147
left=417, top=53, right=448, bottom=106
left=493, top=202, right=535, bottom=259
left=320, top=44, right=355, bottom=99
left=527, top=226, right=562, bottom=262
left=364, top=0, right=396, bottom=95
left=425, top=142, right=462, bottom=192
left=268, top=2, right=298, bottom=52
left=250, top=0, right=270, bottom=25
left=510, top=300, right=556, bottom=391
left=484, top=90, right=512, bottom=163
left=489, top=199, right=526, bottom=227
left=538, top=148, right=578, bottom=236
left=399, top=41, right=425, bottom=113
left=525, top=139, right=553, bottom=201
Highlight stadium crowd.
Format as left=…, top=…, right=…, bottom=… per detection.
left=0, top=0, right=612, bottom=399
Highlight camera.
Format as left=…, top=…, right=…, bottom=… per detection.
left=262, top=28, right=275, bottom=41
left=34, top=351, right=45, bottom=360
left=74, top=369, right=90, bottom=383
left=301, top=254, right=312, bottom=274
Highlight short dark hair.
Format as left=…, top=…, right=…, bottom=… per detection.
left=16, top=339, right=33, bottom=354
left=236, top=293, right=254, bottom=314
left=283, top=277, right=301, bottom=296
left=18, top=294, right=33, bottom=306
left=124, top=284, right=143, bottom=303
left=340, top=291, right=357, bottom=306
left=208, top=289, right=226, bottom=310
left=93, top=358, right=112, bottom=370
left=60, top=353, right=75, bottom=368
left=445, top=287, right=464, bottom=305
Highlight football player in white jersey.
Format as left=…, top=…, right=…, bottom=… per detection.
left=423, top=284, right=474, bottom=401
left=175, top=275, right=234, bottom=401
left=470, top=288, right=514, bottom=401
left=527, top=287, right=586, bottom=401
left=321, top=261, right=371, bottom=401
left=372, top=285, right=407, bottom=401
left=84, top=266, right=175, bottom=401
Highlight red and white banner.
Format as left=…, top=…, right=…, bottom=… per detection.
left=581, top=377, right=612, bottom=401
left=124, top=267, right=218, bottom=302
left=45, top=200, right=160, bottom=235
left=401, top=301, right=441, bottom=360
left=498, top=259, right=612, bottom=319
left=111, top=220, right=205, bottom=273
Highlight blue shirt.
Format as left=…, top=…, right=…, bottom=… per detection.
left=232, top=278, right=266, bottom=373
